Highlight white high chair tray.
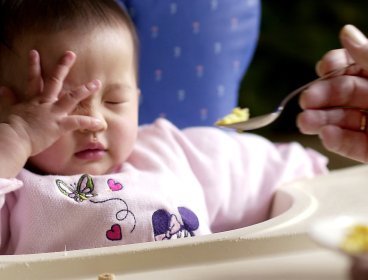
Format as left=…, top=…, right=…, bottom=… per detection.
left=1, top=165, right=368, bottom=279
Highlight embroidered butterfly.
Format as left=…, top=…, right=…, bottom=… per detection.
left=56, top=174, right=96, bottom=203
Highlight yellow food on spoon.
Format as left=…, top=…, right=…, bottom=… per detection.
left=215, top=107, right=249, bottom=126
left=341, top=224, right=368, bottom=253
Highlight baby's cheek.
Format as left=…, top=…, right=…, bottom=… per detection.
left=109, top=123, right=137, bottom=158
left=28, top=140, right=70, bottom=174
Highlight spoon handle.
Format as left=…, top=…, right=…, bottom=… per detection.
left=278, top=63, right=356, bottom=111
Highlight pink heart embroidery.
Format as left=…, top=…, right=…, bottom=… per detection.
left=106, top=224, right=122, bottom=241
left=107, top=179, right=123, bottom=191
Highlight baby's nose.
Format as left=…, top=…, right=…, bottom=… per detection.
left=76, top=104, right=108, bottom=132
left=78, top=116, right=107, bottom=134
left=89, top=115, right=108, bottom=132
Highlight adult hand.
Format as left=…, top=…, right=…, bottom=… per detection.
left=297, top=25, right=368, bottom=162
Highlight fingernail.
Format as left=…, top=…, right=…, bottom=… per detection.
left=92, top=118, right=103, bottom=127
left=86, top=79, right=100, bottom=91
left=299, top=90, right=307, bottom=109
left=315, top=60, right=323, bottom=76
left=341, top=24, right=367, bottom=46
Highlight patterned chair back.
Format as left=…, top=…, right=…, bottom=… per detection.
left=121, top=0, right=261, bottom=128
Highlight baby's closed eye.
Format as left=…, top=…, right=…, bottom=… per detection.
left=103, top=85, right=136, bottom=106
left=104, top=99, right=126, bottom=105
left=103, top=94, right=130, bottom=106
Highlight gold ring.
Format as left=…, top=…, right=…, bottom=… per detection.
left=360, top=113, right=367, bottom=131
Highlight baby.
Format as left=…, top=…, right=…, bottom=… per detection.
left=0, top=0, right=327, bottom=254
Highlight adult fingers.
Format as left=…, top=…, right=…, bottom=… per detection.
left=299, top=75, right=368, bottom=109
left=318, top=125, right=368, bottom=163
left=41, top=51, right=76, bottom=103
left=315, top=49, right=355, bottom=76
left=314, top=25, right=368, bottom=78
left=297, top=108, right=366, bottom=134
left=340, top=25, right=368, bottom=73
left=54, top=79, right=101, bottom=113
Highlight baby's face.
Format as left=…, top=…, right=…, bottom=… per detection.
left=11, top=24, right=139, bottom=175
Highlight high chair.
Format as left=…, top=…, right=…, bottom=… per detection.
left=0, top=1, right=367, bottom=279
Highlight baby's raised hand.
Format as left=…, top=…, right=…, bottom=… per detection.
left=0, top=50, right=103, bottom=175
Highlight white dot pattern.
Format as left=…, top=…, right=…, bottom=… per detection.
left=121, top=0, right=260, bottom=128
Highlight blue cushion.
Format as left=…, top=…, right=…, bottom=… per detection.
left=120, top=0, right=261, bottom=128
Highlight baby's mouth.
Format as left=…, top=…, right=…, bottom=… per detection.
left=75, top=143, right=107, bottom=160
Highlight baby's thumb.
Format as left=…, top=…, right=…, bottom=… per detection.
left=340, top=25, right=368, bottom=71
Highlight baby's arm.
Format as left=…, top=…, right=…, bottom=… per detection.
left=0, top=50, right=103, bottom=178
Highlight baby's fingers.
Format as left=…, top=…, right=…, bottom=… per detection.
left=55, top=79, right=101, bottom=113
left=59, top=115, right=104, bottom=133
left=41, top=51, right=76, bottom=103
left=27, top=50, right=42, bottom=96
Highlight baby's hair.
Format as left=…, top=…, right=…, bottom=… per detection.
left=0, top=0, right=139, bottom=73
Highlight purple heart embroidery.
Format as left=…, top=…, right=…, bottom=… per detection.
left=106, top=224, right=122, bottom=241
left=107, top=179, right=123, bottom=191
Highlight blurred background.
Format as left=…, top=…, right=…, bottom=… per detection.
left=238, top=0, right=368, bottom=169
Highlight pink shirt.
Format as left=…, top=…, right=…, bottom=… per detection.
left=0, top=119, right=327, bottom=254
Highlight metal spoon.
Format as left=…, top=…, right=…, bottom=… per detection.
left=216, top=63, right=355, bottom=131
